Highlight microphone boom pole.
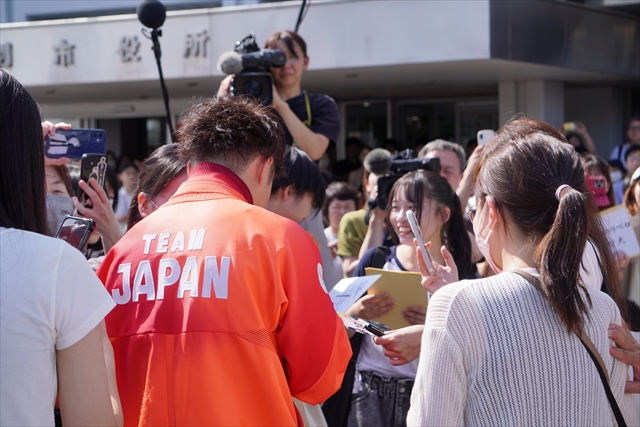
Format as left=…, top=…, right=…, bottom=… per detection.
left=150, top=28, right=175, bottom=143
left=138, top=0, right=175, bottom=144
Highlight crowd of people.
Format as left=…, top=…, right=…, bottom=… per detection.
left=1, top=28, right=640, bottom=427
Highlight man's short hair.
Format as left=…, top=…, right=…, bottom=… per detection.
left=271, top=147, right=326, bottom=210
left=626, top=144, right=640, bottom=161
left=418, top=139, right=466, bottom=171
left=177, top=96, right=285, bottom=176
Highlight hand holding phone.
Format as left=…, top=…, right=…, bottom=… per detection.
left=406, top=210, right=437, bottom=275
left=78, top=154, right=108, bottom=208
left=54, top=215, right=96, bottom=252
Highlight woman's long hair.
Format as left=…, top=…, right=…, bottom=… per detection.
left=386, top=170, right=474, bottom=279
left=126, top=144, right=186, bottom=230
left=474, top=118, right=625, bottom=333
left=0, top=69, right=47, bottom=235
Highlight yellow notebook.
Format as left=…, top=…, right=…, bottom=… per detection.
left=364, top=267, right=427, bottom=330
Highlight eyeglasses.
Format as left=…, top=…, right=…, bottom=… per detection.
left=467, top=206, right=477, bottom=222
left=629, top=125, right=640, bottom=131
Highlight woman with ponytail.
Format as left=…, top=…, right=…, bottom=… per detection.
left=342, top=170, right=473, bottom=427
left=406, top=118, right=637, bottom=426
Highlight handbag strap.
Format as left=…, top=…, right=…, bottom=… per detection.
left=513, top=270, right=627, bottom=427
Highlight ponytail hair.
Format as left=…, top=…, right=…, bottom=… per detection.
left=475, top=118, right=625, bottom=333
left=535, top=187, right=590, bottom=332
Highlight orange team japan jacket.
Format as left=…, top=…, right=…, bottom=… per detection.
left=97, top=162, right=351, bottom=426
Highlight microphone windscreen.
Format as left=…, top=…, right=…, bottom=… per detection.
left=363, top=148, right=393, bottom=175
left=137, top=0, right=166, bottom=29
left=217, top=51, right=243, bottom=75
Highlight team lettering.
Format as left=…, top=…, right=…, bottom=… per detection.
left=142, top=229, right=206, bottom=254
left=111, top=229, right=230, bottom=304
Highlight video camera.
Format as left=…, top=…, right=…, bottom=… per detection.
left=217, top=34, right=286, bottom=106
left=366, top=149, right=441, bottom=223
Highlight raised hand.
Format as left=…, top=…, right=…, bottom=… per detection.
left=414, top=239, right=459, bottom=294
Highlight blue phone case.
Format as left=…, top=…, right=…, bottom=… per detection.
left=45, top=128, right=107, bottom=158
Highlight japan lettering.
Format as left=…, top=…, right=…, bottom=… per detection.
left=111, top=229, right=231, bottom=304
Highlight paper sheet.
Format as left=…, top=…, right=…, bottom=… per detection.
left=329, top=274, right=381, bottom=314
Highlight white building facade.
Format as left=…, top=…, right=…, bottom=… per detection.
left=1, top=0, right=638, bottom=159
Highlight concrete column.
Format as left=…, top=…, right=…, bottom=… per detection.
left=498, top=80, right=564, bottom=128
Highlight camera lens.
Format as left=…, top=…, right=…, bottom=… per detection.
left=243, top=79, right=264, bottom=98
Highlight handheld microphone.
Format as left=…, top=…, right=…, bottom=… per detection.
left=217, top=51, right=243, bottom=75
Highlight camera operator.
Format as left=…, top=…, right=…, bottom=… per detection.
left=219, top=30, right=340, bottom=161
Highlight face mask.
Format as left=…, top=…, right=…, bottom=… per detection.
left=46, top=194, right=75, bottom=237
left=473, top=203, right=502, bottom=274
left=609, top=170, right=623, bottom=183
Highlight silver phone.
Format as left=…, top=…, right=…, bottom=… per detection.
left=406, top=210, right=437, bottom=275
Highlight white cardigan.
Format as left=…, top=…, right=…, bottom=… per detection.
left=407, top=271, right=638, bottom=427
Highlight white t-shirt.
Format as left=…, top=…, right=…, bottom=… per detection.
left=0, top=228, right=115, bottom=427
left=581, top=240, right=604, bottom=290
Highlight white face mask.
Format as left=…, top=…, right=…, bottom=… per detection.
left=609, top=170, right=623, bottom=183
left=473, top=202, right=502, bottom=274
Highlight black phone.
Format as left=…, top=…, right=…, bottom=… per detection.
left=45, top=128, right=106, bottom=159
left=78, top=153, right=108, bottom=208
left=54, top=215, right=96, bottom=251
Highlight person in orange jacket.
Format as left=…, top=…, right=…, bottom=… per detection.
left=97, top=96, right=351, bottom=426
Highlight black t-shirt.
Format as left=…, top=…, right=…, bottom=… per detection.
left=283, top=91, right=341, bottom=146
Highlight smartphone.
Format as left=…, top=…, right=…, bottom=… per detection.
left=338, top=314, right=389, bottom=337
left=45, top=128, right=106, bottom=159
left=54, top=215, right=96, bottom=251
left=477, top=130, right=495, bottom=146
left=406, top=210, right=437, bottom=275
left=78, top=154, right=108, bottom=208
left=562, top=122, right=577, bottom=132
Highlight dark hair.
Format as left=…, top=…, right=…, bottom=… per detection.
left=322, top=181, right=359, bottom=226
left=49, top=165, right=74, bottom=197
left=564, top=131, right=587, bottom=155
left=127, top=144, right=187, bottom=230
left=0, top=69, right=47, bottom=235
left=581, top=154, right=615, bottom=209
left=271, top=147, right=326, bottom=211
left=627, top=115, right=640, bottom=127
left=626, top=300, right=640, bottom=332
left=264, top=30, right=307, bottom=58
left=178, top=96, right=285, bottom=177
left=625, top=144, right=640, bottom=162
left=474, top=118, right=624, bottom=333
left=386, top=170, right=473, bottom=279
